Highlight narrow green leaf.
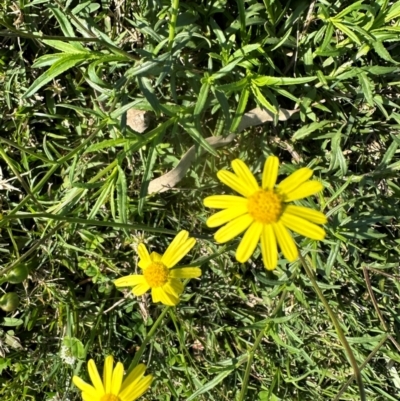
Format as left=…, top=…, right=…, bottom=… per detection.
left=231, top=43, right=260, bottom=59
left=87, top=62, right=108, bottom=87
left=194, top=80, right=210, bottom=126
left=32, top=53, right=69, bottom=68
left=138, top=76, right=161, bottom=116
left=24, top=53, right=97, bottom=98
left=116, top=165, right=128, bottom=224
left=251, top=85, right=277, bottom=114
left=42, top=40, right=87, bottom=53
left=292, top=120, right=332, bottom=140
left=211, top=57, right=243, bottom=80
left=358, top=72, right=374, bottom=106
left=84, top=139, right=136, bottom=154
left=47, top=5, right=82, bottom=51
left=320, top=23, right=334, bottom=51
left=216, top=77, right=249, bottom=93
left=253, top=76, right=317, bottom=86
left=363, top=66, right=398, bottom=75
left=87, top=176, right=115, bottom=220
left=385, top=1, right=400, bottom=21
left=378, top=134, right=399, bottom=167
left=210, top=18, right=226, bottom=44
left=334, top=1, right=365, bottom=19
left=125, top=53, right=170, bottom=78
left=316, top=70, right=328, bottom=86
left=236, top=0, right=246, bottom=43
left=186, top=369, right=234, bottom=401
left=229, top=85, right=250, bottom=132
left=270, top=27, right=292, bottom=51
left=138, top=143, right=158, bottom=216
left=332, top=22, right=361, bottom=45
left=182, top=122, right=218, bottom=156
left=372, top=41, right=399, bottom=64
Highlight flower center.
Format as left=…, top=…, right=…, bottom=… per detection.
left=247, top=189, right=283, bottom=224
left=101, top=395, right=120, bottom=401
left=143, top=262, right=169, bottom=288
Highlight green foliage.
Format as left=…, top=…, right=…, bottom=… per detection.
left=0, top=0, right=400, bottom=400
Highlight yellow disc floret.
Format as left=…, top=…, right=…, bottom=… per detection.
left=247, top=190, right=283, bottom=224
left=143, top=262, right=169, bottom=288
left=101, top=395, right=120, bottom=401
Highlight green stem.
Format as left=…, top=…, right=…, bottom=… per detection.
left=126, top=306, right=171, bottom=375
left=333, top=333, right=388, bottom=401
left=298, top=252, right=366, bottom=401
left=237, top=288, right=288, bottom=401
left=168, top=0, right=180, bottom=51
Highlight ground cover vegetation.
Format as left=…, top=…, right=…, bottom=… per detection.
left=1, top=0, right=400, bottom=400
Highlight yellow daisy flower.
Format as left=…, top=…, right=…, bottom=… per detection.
left=114, top=230, right=202, bottom=306
left=204, top=156, right=327, bottom=270
left=72, top=355, right=152, bottom=401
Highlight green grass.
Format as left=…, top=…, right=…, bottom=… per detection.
left=1, top=0, right=400, bottom=400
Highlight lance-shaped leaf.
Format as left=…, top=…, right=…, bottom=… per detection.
left=23, top=53, right=99, bottom=98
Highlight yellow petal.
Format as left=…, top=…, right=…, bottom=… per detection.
left=138, top=259, right=148, bottom=269
left=231, top=159, right=259, bottom=192
left=169, top=267, right=202, bottom=279
left=273, top=222, right=298, bottom=262
left=158, top=288, right=179, bottom=306
left=162, top=231, right=196, bottom=268
left=217, top=170, right=255, bottom=197
left=235, top=222, right=263, bottom=263
left=137, top=243, right=151, bottom=266
left=149, top=251, right=162, bottom=262
left=151, top=287, right=163, bottom=303
left=163, top=231, right=189, bottom=258
left=206, top=205, right=248, bottom=228
left=262, top=156, right=279, bottom=190
left=261, top=224, right=278, bottom=270
left=284, top=181, right=323, bottom=202
left=114, top=275, right=146, bottom=288
left=203, top=195, right=248, bottom=209
left=280, top=212, right=326, bottom=241
left=88, top=359, right=105, bottom=395
left=82, top=392, right=93, bottom=401
left=120, top=364, right=147, bottom=393
left=277, top=167, right=313, bottom=196
left=283, top=205, right=327, bottom=224
left=132, top=282, right=150, bottom=296
left=214, top=214, right=254, bottom=243
left=163, top=279, right=184, bottom=297
left=111, top=361, right=124, bottom=395
left=120, top=375, right=153, bottom=401
left=72, top=376, right=99, bottom=398
left=103, top=356, right=114, bottom=394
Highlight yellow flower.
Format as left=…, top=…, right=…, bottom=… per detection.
left=204, top=156, right=327, bottom=270
left=72, top=355, right=152, bottom=401
left=114, top=230, right=202, bottom=306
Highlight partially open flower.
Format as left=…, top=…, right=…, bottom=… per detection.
left=114, top=231, right=201, bottom=306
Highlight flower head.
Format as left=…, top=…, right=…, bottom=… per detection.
left=73, top=356, right=152, bottom=401
left=114, top=230, right=202, bottom=306
left=204, top=156, right=327, bottom=270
